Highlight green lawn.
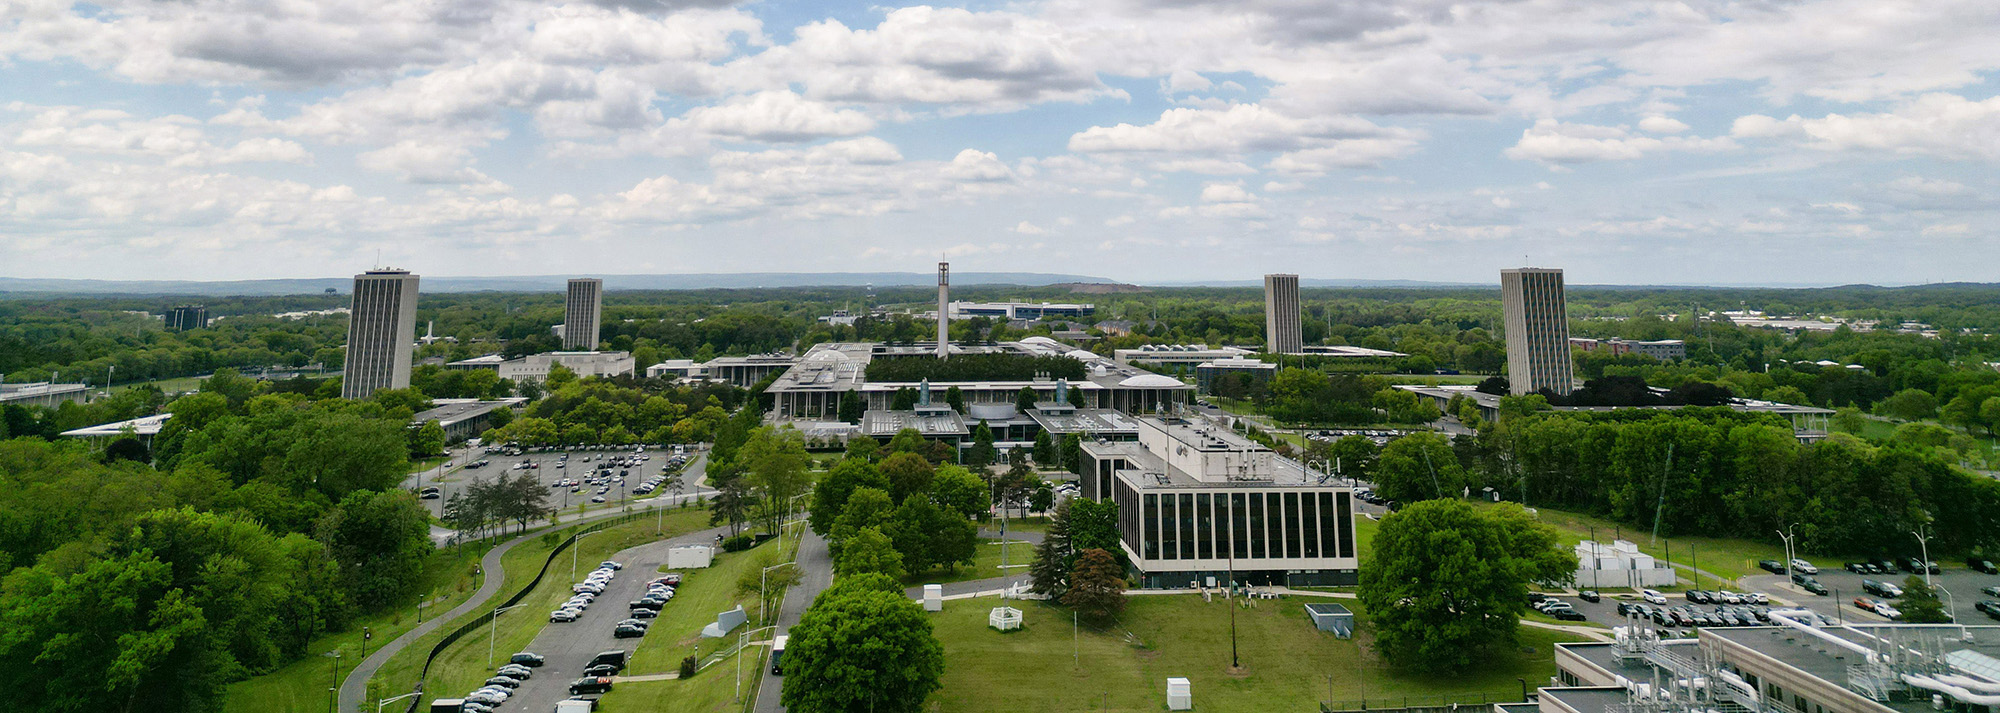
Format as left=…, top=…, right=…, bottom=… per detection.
left=115, top=375, right=205, bottom=395
left=366, top=509, right=713, bottom=708
left=1489, top=503, right=1844, bottom=587
left=989, top=515, right=1049, bottom=535
left=926, top=595, right=1581, bottom=712
left=1353, top=514, right=1380, bottom=566
left=221, top=542, right=494, bottom=713
left=901, top=538, right=1038, bottom=588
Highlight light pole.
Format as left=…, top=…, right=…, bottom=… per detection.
left=324, top=650, right=341, bottom=713
left=378, top=692, right=421, bottom=713
left=104, top=364, right=114, bottom=398
left=488, top=604, right=527, bottom=669
left=572, top=529, right=606, bottom=582
left=760, top=563, right=795, bottom=625
left=1775, top=525, right=1798, bottom=585
left=1911, top=523, right=1935, bottom=590
left=735, top=625, right=777, bottom=702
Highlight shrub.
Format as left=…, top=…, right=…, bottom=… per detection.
left=679, top=655, right=699, bottom=679
left=722, top=533, right=755, bottom=552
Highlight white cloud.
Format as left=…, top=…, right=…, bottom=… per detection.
left=1199, top=182, right=1254, bottom=203
left=1014, top=220, right=1048, bottom=234
left=1105, top=214, right=1136, bottom=227
left=1638, top=116, right=1690, bottom=134
left=1150, top=158, right=1255, bottom=175
left=356, top=141, right=504, bottom=188
left=1731, top=93, right=2000, bottom=161
left=680, top=91, right=875, bottom=142
left=1506, top=119, right=1736, bottom=165
left=941, top=149, right=1014, bottom=182
left=1069, top=103, right=1409, bottom=154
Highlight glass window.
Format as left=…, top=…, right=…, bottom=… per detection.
left=1334, top=492, right=1354, bottom=558
left=1283, top=493, right=1301, bottom=558
left=1178, top=493, right=1195, bottom=559
left=1301, top=491, right=1320, bottom=558
left=1195, top=493, right=1213, bottom=560
left=1224, top=492, right=1240, bottom=560
left=1248, top=492, right=1266, bottom=559
left=1152, top=492, right=1168, bottom=560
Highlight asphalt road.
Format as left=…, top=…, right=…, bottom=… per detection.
left=498, top=523, right=738, bottom=713
left=752, top=528, right=833, bottom=713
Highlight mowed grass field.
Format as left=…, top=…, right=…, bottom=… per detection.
left=926, top=595, right=1581, bottom=713
left=901, top=538, right=1038, bottom=588
left=221, top=542, right=494, bottom=713
left=367, top=509, right=712, bottom=707
left=1491, top=503, right=1837, bottom=586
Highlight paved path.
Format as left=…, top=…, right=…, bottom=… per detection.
left=752, top=528, right=832, bottom=713
left=338, top=454, right=713, bottom=713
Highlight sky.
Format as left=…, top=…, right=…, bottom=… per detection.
left=1, top=0, right=1997, bottom=286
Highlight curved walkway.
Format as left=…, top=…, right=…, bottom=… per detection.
left=338, top=456, right=712, bottom=713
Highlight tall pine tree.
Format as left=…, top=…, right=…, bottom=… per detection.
left=1029, top=499, right=1074, bottom=597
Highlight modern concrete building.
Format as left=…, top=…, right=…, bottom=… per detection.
left=1194, top=358, right=1277, bottom=395
left=164, top=304, right=207, bottom=331
left=1501, top=267, right=1574, bottom=395
left=1543, top=622, right=2000, bottom=713
left=949, top=301, right=1095, bottom=320
left=1114, top=344, right=1257, bottom=369
left=340, top=269, right=420, bottom=399
left=1570, top=337, right=1687, bottom=362
left=645, top=359, right=708, bottom=381
left=1080, top=415, right=1360, bottom=588
left=495, top=351, right=634, bottom=383
left=763, top=340, right=1194, bottom=421
left=563, top=278, right=603, bottom=351
left=1264, top=273, right=1303, bottom=355
left=410, top=398, right=526, bottom=442
left=0, top=381, right=90, bottom=408
left=1395, top=384, right=1834, bottom=441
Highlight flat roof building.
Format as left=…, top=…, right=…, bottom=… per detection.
left=1080, top=415, right=1359, bottom=588
left=1502, top=267, right=1574, bottom=396
left=763, top=341, right=1193, bottom=422
left=1265, top=274, right=1302, bottom=355
left=1194, top=358, right=1277, bottom=395
left=0, top=381, right=90, bottom=408
left=341, top=269, right=420, bottom=399
left=563, top=278, right=603, bottom=351
left=1395, top=384, right=1833, bottom=441
left=949, top=301, right=1096, bottom=320
left=411, top=398, right=526, bottom=442
left=164, top=304, right=208, bottom=332
left=496, top=351, right=634, bottom=383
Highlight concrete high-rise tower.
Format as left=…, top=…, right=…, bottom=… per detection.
left=936, top=262, right=950, bottom=360
left=341, top=269, right=420, bottom=399
left=563, top=278, right=603, bottom=351
left=1500, top=267, right=1573, bottom=396
left=1263, top=273, right=1302, bottom=355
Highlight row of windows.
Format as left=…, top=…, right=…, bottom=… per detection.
left=1116, top=488, right=1354, bottom=563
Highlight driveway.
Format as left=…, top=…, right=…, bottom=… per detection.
left=751, top=528, right=833, bottom=713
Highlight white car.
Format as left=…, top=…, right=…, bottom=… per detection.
left=573, top=583, right=604, bottom=594
left=1789, top=559, right=1819, bottom=575
left=550, top=609, right=579, bottom=622
left=474, top=686, right=512, bottom=701
left=465, top=690, right=507, bottom=705
left=1874, top=603, right=1903, bottom=620
left=1642, top=589, right=1667, bottom=605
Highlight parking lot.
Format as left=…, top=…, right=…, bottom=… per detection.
left=1524, top=565, right=2000, bottom=635
left=411, top=445, right=702, bottom=520
left=466, top=523, right=732, bottom=712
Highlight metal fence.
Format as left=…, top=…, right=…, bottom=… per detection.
left=1323, top=692, right=1512, bottom=713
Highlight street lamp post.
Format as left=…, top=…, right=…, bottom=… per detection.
left=488, top=604, right=527, bottom=669
left=324, top=650, right=342, bottom=713
left=760, top=563, right=794, bottom=626
left=1911, top=523, right=1936, bottom=590
left=735, top=625, right=777, bottom=703
left=378, top=692, right=421, bottom=713
left=1775, top=525, right=1798, bottom=585
left=104, top=365, right=114, bottom=398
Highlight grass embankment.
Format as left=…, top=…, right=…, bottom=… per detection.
left=221, top=542, right=494, bottom=713
left=901, top=538, right=1037, bottom=588
left=927, top=595, right=1580, bottom=712
left=1476, top=503, right=1845, bottom=589
left=114, top=375, right=206, bottom=395
left=594, top=528, right=804, bottom=713
left=367, top=509, right=713, bottom=707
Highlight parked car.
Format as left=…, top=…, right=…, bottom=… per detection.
left=1789, top=559, right=1818, bottom=575
left=549, top=609, right=579, bottom=623
left=1875, top=603, right=1903, bottom=620
left=1686, top=590, right=1711, bottom=604
left=1863, top=580, right=1904, bottom=598
left=588, top=651, right=629, bottom=671
left=569, top=677, right=615, bottom=696
left=1984, top=586, right=2000, bottom=598
left=1970, top=558, right=2000, bottom=575
left=1853, top=597, right=1879, bottom=613
left=630, top=607, right=659, bottom=619
left=1642, top=589, right=1667, bottom=605
left=1578, top=590, right=1601, bottom=603
left=495, top=664, right=532, bottom=679
left=613, top=624, right=647, bottom=639
left=1552, top=610, right=1588, bottom=622
left=510, top=652, right=545, bottom=667
left=1793, top=575, right=1828, bottom=595
left=483, top=677, right=521, bottom=690
left=1759, top=560, right=1787, bottom=575
left=583, top=664, right=621, bottom=678
left=1973, top=600, right=2000, bottom=619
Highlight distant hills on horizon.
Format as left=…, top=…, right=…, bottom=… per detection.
left=0, top=273, right=1982, bottom=297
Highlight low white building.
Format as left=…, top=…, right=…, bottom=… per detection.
left=497, top=351, right=634, bottom=383
left=1572, top=539, right=1676, bottom=588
